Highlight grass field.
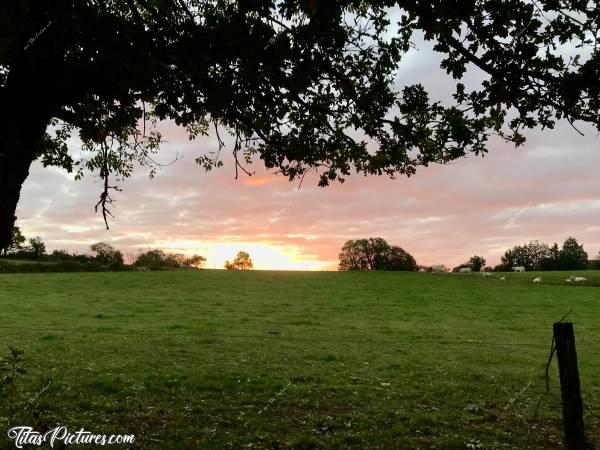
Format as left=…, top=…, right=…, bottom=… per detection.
left=1, top=270, right=599, bottom=449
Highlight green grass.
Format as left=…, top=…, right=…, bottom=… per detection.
left=1, top=270, right=599, bottom=449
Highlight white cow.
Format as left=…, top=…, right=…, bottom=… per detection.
left=566, top=276, right=588, bottom=282
left=432, top=265, right=447, bottom=273
left=500, top=276, right=506, bottom=281
left=482, top=272, right=494, bottom=277
left=418, top=268, right=426, bottom=273
left=459, top=267, right=472, bottom=273
left=512, top=266, right=526, bottom=272
left=533, top=277, right=543, bottom=283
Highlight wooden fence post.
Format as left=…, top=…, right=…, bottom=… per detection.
left=553, top=322, right=586, bottom=450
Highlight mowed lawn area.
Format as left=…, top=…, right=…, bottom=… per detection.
left=1, top=270, right=599, bottom=449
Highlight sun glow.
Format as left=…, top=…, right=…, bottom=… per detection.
left=152, top=240, right=334, bottom=271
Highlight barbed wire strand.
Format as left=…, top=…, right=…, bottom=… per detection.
left=0, top=325, right=561, bottom=347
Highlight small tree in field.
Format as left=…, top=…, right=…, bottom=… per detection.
left=172, top=253, right=189, bottom=266
left=453, top=255, right=486, bottom=272
left=135, top=250, right=175, bottom=270
left=559, top=237, right=588, bottom=270
left=468, top=255, right=486, bottom=272
left=338, top=238, right=416, bottom=271
left=28, top=237, right=46, bottom=260
left=90, top=242, right=124, bottom=268
left=225, top=251, right=253, bottom=270
left=173, top=253, right=206, bottom=268
left=187, top=254, right=207, bottom=268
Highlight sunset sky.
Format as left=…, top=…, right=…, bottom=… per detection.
left=15, top=35, right=600, bottom=270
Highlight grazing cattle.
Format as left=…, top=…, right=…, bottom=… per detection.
left=500, top=276, right=506, bottom=281
left=459, top=267, right=472, bottom=273
left=418, top=268, right=426, bottom=273
left=432, top=265, right=447, bottom=273
left=513, top=266, right=526, bottom=272
left=573, top=277, right=587, bottom=282
left=482, top=272, right=494, bottom=277
left=533, top=277, right=543, bottom=283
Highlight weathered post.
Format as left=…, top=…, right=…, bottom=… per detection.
left=553, top=322, right=586, bottom=450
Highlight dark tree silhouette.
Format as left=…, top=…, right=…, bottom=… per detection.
left=134, top=250, right=178, bottom=270
left=90, top=242, right=124, bottom=268
left=468, top=255, right=486, bottom=272
left=173, top=253, right=206, bottom=268
left=338, top=238, right=386, bottom=271
left=225, top=251, right=253, bottom=270
left=384, top=246, right=417, bottom=271
left=559, top=237, right=588, bottom=270
left=500, top=238, right=589, bottom=271
left=540, top=242, right=561, bottom=271
left=2, top=1, right=599, bottom=248
left=590, top=252, right=600, bottom=270
left=338, top=238, right=416, bottom=271
left=28, top=237, right=46, bottom=260
left=500, top=241, right=551, bottom=271
left=453, top=255, right=485, bottom=272
left=0, top=225, right=25, bottom=256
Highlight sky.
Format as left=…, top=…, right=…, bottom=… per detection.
left=15, top=35, right=600, bottom=271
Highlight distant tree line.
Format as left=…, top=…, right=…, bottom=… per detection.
left=339, top=236, right=599, bottom=273
left=0, top=228, right=206, bottom=273
left=4, top=228, right=597, bottom=274
left=450, top=237, right=597, bottom=272
left=494, top=237, right=591, bottom=271
left=338, top=238, right=417, bottom=271
left=133, top=249, right=206, bottom=271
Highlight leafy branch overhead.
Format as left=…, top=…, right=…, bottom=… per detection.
left=1, top=0, right=599, bottom=238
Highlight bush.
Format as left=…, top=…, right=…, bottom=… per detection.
left=0, top=347, right=53, bottom=436
left=135, top=250, right=179, bottom=270
left=90, top=242, right=125, bottom=269
left=588, top=260, right=600, bottom=270
left=49, top=249, right=71, bottom=261
left=0, top=260, right=107, bottom=273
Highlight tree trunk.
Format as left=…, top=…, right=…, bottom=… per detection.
left=0, top=66, right=52, bottom=251
left=0, top=5, right=68, bottom=251
left=0, top=122, right=47, bottom=251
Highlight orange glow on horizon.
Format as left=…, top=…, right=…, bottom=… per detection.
left=151, top=239, right=336, bottom=271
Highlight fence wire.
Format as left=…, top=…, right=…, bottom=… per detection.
left=0, top=324, right=560, bottom=347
